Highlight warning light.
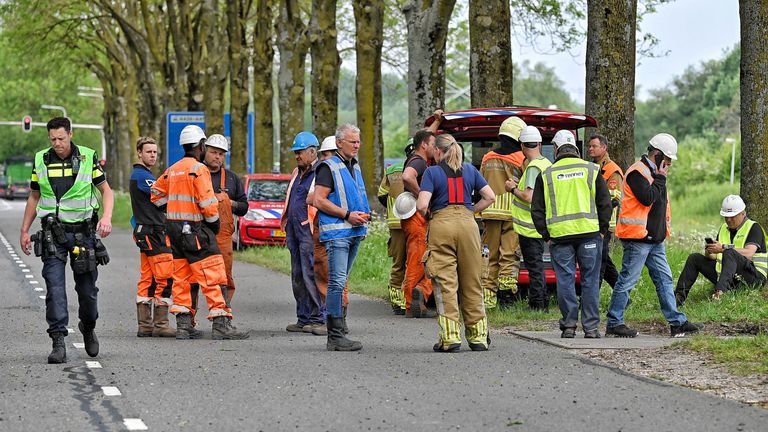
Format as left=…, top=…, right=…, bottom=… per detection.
left=22, top=116, right=32, bottom=133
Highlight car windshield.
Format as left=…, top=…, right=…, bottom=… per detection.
left=248, top=179, right=289, bottom=202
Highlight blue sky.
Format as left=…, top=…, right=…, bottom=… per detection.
left=513, top=0, right=740, bottom=102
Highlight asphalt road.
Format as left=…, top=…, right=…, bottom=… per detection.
left=0, top=197, right=766, bottom=432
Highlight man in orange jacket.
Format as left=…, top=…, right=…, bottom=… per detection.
left=151, top=125, right=249, bottom=340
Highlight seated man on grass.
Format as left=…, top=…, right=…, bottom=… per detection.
left=675, top=195, right=767, bottom=305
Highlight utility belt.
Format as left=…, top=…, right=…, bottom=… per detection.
left=31, top=215, right=109, bottom=272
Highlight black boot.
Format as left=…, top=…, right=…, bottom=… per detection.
left=341, top=306, right=349, bottom=335
left=326, top=316, right=361, bottom=351
left=176, top=313, right=203, bottom=340
left=47, top=332, right=67, bottom=364
left=212, top=316, right=250, bottom=340
left=78, top=321, right=99, bottom=358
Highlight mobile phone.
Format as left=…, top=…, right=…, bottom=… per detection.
left=705, top=237, right=714, bottom=244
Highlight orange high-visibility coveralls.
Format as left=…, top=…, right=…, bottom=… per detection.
left=151, top=157, right=231, bottom=319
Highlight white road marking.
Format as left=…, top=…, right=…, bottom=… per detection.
left=67, top=328, right=75, bottom=334
left=123, top=419, right=148, bottom=431
left=38, top=295, right=45, bottom=299
left=101, top=386, right=122, bottom=396
left=34, top=287, right=43, bottom=292
left=18, top=263, right=27, bottom=267
left=73, top=342, right=85, bottom=349
left=25, top=275, right=33, bottom=278
left=30, top=280, right=38, bottom=284
left=86, top=361, right=102, bottom=369
left=22, top=269, right=30, bottom=272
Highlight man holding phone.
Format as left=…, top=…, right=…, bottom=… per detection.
left=675, top=195, right=767, bottom=305
left=606, top=133, right=703, bottom=338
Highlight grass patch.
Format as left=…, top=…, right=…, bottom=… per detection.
left=111, top=191, right=133, bottom=229
left=677, top=334, right=768, bottom=375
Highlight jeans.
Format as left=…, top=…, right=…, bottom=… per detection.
left=286, top=219, right=325, bottom=325
left=675, top=250, right=766, bottom=303
left=607, top=240, right=687, bottom=327
left=550, top=235, right=602, bottom=332
left=41, top=231, right=99, bottom=335
left=324, top=236, right=363, bottom=317
left=600, top=232, right=619, bottom=288
left=519, top=236, right=547, bottom=309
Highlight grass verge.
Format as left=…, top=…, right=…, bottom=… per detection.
left=676, top=335, right=768, bottom=375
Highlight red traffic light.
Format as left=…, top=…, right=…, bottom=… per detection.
left=22, top=116, right=32, bottom=133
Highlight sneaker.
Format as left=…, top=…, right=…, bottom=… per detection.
left=584, top=329, right=601, bottom=339
left=286, top=322, right=305, bottom=332
left=605, top=324, right=638, bottom=338
left=670, top=321, right=704, bottom=338
left=561, top=327, right=576, bottom=338
left=433, top=342, right=461, bottom=353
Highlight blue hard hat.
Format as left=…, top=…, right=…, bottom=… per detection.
left=291, top=131, right=319, bottom=151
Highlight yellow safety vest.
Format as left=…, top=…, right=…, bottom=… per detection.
left=512, top=157, right=552, bottom=238
left=377, top=162, right=404, bottom=229
left=541, top=158, right=600, bottom=239
left=716, top=219, right=768, bottom=278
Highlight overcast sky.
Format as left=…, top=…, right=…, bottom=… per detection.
left=512, top=0, right=740, bottom=102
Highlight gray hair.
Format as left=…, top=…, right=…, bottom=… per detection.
left=335, top=123, right=360, bottom=140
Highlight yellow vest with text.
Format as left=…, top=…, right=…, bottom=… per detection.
left=34, top=146, right=99, bottom=223
left=541, top=158, right=600, bottom=239
left=512, top=157, right=552, bottom=238
left=716, top=219, right=768, bottom=278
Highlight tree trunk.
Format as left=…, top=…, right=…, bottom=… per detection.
left=310, top=0, right=340, bottom=137
left=228, top=0, right=250, bottom=173
left=353, top=1, right=385, bottom=201
left=252, top=0, right=275, bottom=173
left=739, top=0, right=768, bottom=227
left=469, top=0, right=513, bottom=107
left=402, top=0, right=456, bottom=135
left=276, top=0, right=310, bottom=172
left=200, top=0, right=228, bottom=136
left=585, top=0, right=637, bottom=170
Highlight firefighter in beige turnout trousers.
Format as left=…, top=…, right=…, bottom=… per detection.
left=417, top=134, right=496, bottom=352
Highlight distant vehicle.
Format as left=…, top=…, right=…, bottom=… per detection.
left=0, top=176, right=7, bottom=198
left=6, top=182, right=30, bottom=200
left=3, top=156, right=33, bottom=200
left=235, top=173, right=292, bottom=248
left=424, top=106, right=598, bottom=292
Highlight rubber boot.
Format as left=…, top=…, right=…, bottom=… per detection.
left=47, top=332, right=67, bottom=364
left=176, top=313, right=203, bottom=340
left=341, top=306, right=349, bottom=335
left=152, top=304, right=176, bottom=338
left=136, top=303, right=153, bottom=337
left=78, top=321, right=99, bottom=358
left=326, top=316, right=362, bottom=351
left=212, top=316, right=250, bottom=340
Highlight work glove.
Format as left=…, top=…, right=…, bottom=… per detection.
left=94, top=239, right=110, bottom=266
left=205, top=219, right=221, bottom=235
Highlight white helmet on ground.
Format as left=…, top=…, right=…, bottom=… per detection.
left=206, top=134, right=229, bottom=152
left=392, top=192, right=417, bottom=220
left=720, top=195, right=746, bottom=217
left=179, top=125, right=206, bottom=146
left=552, top=130, right=576, bottom=147
left=649, top=133, right=678, bottom=160
left=319, top=136, right=337, bottom=152
left=519, top=126, right=542, bottom=144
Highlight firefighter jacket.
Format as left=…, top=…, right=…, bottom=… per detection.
left=479, top=151, right=524, bottom=220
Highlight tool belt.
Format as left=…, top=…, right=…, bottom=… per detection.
left=31, top=215, right=109, bottom=270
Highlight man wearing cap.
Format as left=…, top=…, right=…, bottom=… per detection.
left=675, top=195, right=767, bottom=305
left=506, top=126, right=552, bottom=311
left=606, top=133, right=703, bottom=338
left=480, top=116, right=527, bottom=309
left=531, top=131, right=612, bottom=338
left=203, top=134, right=248, bottom=306
left=282, top=132, right=326, bottom=335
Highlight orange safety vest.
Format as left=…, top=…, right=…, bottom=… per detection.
left=615, top=160, right=670, bottom=240
left=481, top=150, right=525, bottom=168
left=281, top=165, right=317, bottom=232
left=151, top=157, right=219, bottom=223
left=601, top=160, right=624, bottom=183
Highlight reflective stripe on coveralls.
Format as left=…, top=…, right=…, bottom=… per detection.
left=541, top=159, right=600, bottom=238
left=716, top=219, right=768, bottom=278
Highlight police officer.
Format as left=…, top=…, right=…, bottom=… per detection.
left=151, top=125, right=248, bottom=340
left=129, top=136, right=175, bottom=337
left=20, top=117, right=114, bottom=363
left=531, top=131, right=612, bottom=338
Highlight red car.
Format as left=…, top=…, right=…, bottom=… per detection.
left=424, top=106, right=598, bottom=290
left=235, top=173, right=292, bottom=247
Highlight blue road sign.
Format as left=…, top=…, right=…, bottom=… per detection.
left=166, top=112, right=255, bottom=172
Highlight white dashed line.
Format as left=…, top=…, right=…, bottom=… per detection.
left=30, top=280, right=38, bottom=284
left=73, top=342, right=85, bottom=349
left=18, top=263, right=27, bottom=267
left=25, top=275, right=33, bottom=278
left=101, top=386, right=122, bottom=396
left=34, top=287, right=43, bottom=292
left=38, top=295, right=45, bottom=299
left=123, top=418, right=148, bottom=431
left=67, top=328, right=75, bottom=334
left=86, top=361, right=102, bottom=369
left=22, top=269, right=30, bottom=272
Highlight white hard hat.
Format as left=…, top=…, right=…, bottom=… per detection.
left=649, top=133, right=678, bottom=160
left=720, top=195, right=746, bottom=217
left=552, top=130, right=576, bottom=147
left=206, top=134, right=229, bottom=152
left=319, top=136, right=337, bottom=152
left=519, top=126, right=542, bottom=144
left=392, top=192, right=417, bottom=220
left=180, top=125, right=206, bottom=146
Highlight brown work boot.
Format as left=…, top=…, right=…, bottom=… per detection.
left=176, top=313, right=203, bottom=340
left=286, top=322, right=305, bottom=332
left=212, top=316, right=250, bottom=340
left=303, top=323, right=327, bottom=336
left=136, top=303, right=153, bottom=337
left=152, top=304, right=176, bottom=338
